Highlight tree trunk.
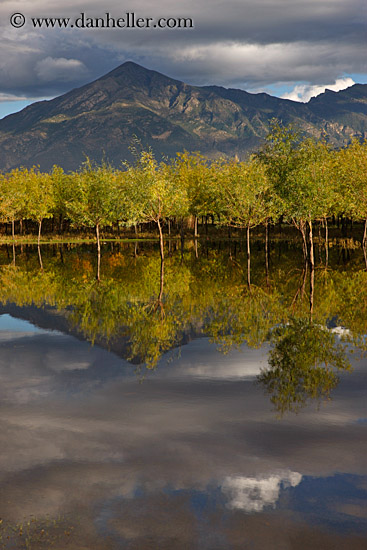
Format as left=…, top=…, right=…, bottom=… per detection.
left=37, top=219, right=42, bottom=248
left=96, top=223, right=101, bottom=281
left=157, top=218, right=165, bottom=261
left=308, top=220, right=314, bottom=269
left=299, top=221, right=308, bottom=261
left=11, top=219, right=15, bottom=240
left=194, top=216, right=198, bottom=238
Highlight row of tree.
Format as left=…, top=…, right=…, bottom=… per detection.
left=1, top=122, right=367, bottom=267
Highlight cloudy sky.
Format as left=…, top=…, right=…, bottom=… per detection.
left=0, top=0, right=366, bottom=118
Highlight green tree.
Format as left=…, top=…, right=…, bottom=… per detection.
left=215, top=156, right=276, bottom=286
left=0, top=169, right=27, bottom=240
left=257, top=121, right=311, bottom=258
left=122, top=151, right=188, bottom=260
left=334, top=139, right=367, bottom=246
left=66, top=160, right=118, bottom=279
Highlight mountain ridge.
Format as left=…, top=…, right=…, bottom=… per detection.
left=0, top=61, right=366, bottom=172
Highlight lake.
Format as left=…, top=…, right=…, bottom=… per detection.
left=0, top=238, right=367, bottom=549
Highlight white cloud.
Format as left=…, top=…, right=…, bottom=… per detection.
left=222, top=471, right=302, bottom=512
left=35, top=56, right=88, bottom=82
left=281, top=77, right=355, bottom=102
left=0, top=93, right=29, bottom=102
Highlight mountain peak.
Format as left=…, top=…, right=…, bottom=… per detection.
left=0, top=63, right=366, bottom=172
left=98, top=60, right=181, bottom=88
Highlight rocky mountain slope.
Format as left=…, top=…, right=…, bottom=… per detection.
left=0, top=61, right=366, bottom=171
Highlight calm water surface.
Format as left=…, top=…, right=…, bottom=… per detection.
left=0, top=240, right=367, bottom=549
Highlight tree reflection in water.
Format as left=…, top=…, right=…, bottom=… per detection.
left=257, top=317, right=351, bottom=414
left=0, top=240, right=364, bottom=411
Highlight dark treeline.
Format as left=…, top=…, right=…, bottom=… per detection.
left=2, top=122, right=367, bottom=267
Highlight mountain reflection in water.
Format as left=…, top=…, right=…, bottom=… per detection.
left=0, top=240, right=366, bottom=549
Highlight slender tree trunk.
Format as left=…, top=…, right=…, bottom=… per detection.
left=11, top=219, right=15, bottom=240
left=37, top=219, right=42, bottom=247
left=299, top=221, right=308, bottom=261
left=96, top=223, right=101, bottom=281
left=157, top=218, right=165, bottom=261
left=168, top=218, right=171, bottom=237
left=308, top=220, right=314, bottom=269
left=194, top=216, right=198, bottom=238
left=12, top=243, right=16, bottom=266
left=247, top=223, right=251, bottom=289
left=19, top=219, right=23, bottom=236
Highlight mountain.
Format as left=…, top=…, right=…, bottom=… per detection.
left=0, top=61, right=366, bottom=172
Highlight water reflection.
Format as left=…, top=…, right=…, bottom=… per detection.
left=258, top=317, right=351, bottom=414
left=0, top=241, right=366, bottom=548
left=0, top=241, right=361, bottom=390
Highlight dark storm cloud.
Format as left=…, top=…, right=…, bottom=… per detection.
left=0, top=0, right=366, bottom=99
